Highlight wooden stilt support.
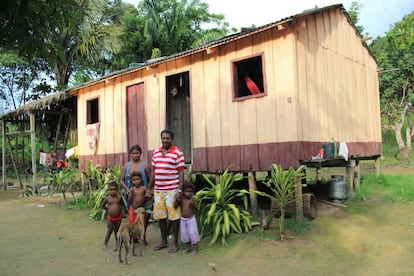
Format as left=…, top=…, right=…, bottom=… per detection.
left=346, top=159, right=356, bottom=197
left=247, top=171, right=258, bottom=218
left=29, top=112, right=38, bottom=193
left=215, top=173, right=219, bottom=184
left=6, top=135, right=23, bottom=188
left=375, top=156, right=381, bottom=177
left=354, top=160, right=360, bottom=190
left=81, top=172, right=87, bottom=197
left=316, top=167, right=321, bottom=182
left=295, top=177, right=303, bottom=223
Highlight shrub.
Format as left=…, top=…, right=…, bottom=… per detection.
left=86, top=161, right=123, bottom=220
left=255, top=164, right=304, bottom=240
left=195, top=168, right=252, bottom=245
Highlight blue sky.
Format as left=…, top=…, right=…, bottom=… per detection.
left=125, top=0, right=413, bottom=38
left=206, top=0, right=413, bottom=38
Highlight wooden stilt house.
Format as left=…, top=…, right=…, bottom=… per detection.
left=70, top=4, right=381, bottom=174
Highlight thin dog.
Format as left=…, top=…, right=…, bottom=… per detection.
left=117, top=207, right=145, bottom=264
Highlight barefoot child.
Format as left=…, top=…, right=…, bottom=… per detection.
left=175, top=181, right=200, bottom=255
left=101, top=182, right=125, bottom=250
left=127, top=171, right=149, bottom=246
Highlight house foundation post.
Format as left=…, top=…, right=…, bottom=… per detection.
left=346, top=159, right=356, bottom=197
left=375, top=156, right=381, bottom=177
left=247, top=171, right=258, bottom=219
left=295, top=177, right=303, bottom=223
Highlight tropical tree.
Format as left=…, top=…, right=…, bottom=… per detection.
left=110, top=4, right=153, bottom=70
left=347, top=1, right=366, bottom=36
left=0, top=0, right=78, bottom=58
left=1, top=0, right=129, bottom=89
left=111, top=0, right=230, bottom=69
left=0, top=51, right=54, bottom=113
left=50, top=0, right=128, bottom=88
left=0, top=52, right=33, bottom=112
left=370, top=12, right=414, bottom=159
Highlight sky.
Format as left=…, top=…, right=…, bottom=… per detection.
left=124, top=0, right=413, bottom=38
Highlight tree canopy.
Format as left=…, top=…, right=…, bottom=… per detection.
left=370, top=12, right=414, bottom=158
left=111, top=0, right=230, bottom=70
left=1, top=0, right=128, bottom=90
left=347, top=1, right=365, bottom=36
left=1, top=0, right=229, bottom=93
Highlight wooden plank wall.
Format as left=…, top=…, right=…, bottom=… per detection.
left=294, top=8, right=380, bottom=145
left=76, top=6, right=380, bottom=172
left=190, top=52, right=207, bottom=168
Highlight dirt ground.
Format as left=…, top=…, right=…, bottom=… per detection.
left=1, top=164, right=414, bottom=275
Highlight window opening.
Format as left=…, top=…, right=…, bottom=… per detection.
left=233, top=55, right=265, bottom=99
left=87, top=98, right=99, bottom=124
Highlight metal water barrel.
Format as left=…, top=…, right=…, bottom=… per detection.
left=329, top=175, right=348, bottom=201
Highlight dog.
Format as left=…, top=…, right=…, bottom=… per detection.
left=117, top=207, right=145, bottom=264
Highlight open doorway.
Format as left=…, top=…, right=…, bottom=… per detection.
left=166, top=71, right=191, bottom=164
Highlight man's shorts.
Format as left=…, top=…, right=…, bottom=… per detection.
left=153, top=190, right=181, bottom=221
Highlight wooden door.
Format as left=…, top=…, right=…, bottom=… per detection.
left=126, top=83, right=148, bottom=162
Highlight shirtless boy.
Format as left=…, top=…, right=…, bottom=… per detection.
left=101, top=182, right=125, bottom=250
left=176, top=181, right=200, bottom=255
left=127, top=171, right=149, bottom=246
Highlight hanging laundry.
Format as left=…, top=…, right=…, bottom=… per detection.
left=338, top=142, right=349, bottom=161
left=39, top=151, right=47, bottom=165
left=86, top=123, right=100, bottom=153
left=65, top=145, right=79, bottom=159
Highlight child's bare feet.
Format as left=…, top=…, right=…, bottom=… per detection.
left=191, top=249, right=197, bottom=256
left=102, top=244, right=108, bottom=250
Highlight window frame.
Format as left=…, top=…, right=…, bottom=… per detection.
left=86, top=97, right=100, bottom=124
left=231, top=52, right=267, bottom=102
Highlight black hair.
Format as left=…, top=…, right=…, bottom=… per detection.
left=107, top=181, right=118, bottom=189
left=129, top=144, right=142, bottom=154
left=161, top=129, right=174, bottom=140
left=182, top=181, right=195, bottom=192
left=130, top=170, right=143, bottom=179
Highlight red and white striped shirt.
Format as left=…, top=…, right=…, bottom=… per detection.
left=151, top=145, right=185, bottom=191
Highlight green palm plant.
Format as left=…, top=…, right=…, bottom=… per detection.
left=85, top=160, right=102, bottom=202
left=87, top=163, right=123, bottom=221
left=87, top=162, right=106, bottom=220
left=104, top=165, right=122, bottom=184
left=256, top=164, right=305, bottom=240
left=88, top=183, right=108, bottom=221
left=195, top=168, right=252, bottom=245
left=45, top=166, right=78, bottom=203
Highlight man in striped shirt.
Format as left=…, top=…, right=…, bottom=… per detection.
left=146, top=129, right=185, bottom=253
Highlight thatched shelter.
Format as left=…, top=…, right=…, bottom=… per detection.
left=0, top=90, right=77, bottom=191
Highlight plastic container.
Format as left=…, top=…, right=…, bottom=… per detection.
left=323, top=143, right=335, bottom=159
